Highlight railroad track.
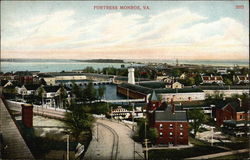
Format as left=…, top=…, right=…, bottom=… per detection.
left=96, top=122, right=119, bottom=160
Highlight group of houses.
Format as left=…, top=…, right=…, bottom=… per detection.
left=0, top=68, right=249, bottom=147
left=0, top=78, right=70, bottom=108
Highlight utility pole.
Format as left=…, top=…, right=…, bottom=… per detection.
left=67, top=134, right=69, bottom=160
left=132, top=103, right=135, bottom=160
left=144, top=121, right=148, bottom=160
left=211, top=127, right=215, bottom=146
left=97, top=123, right=99, bottom=142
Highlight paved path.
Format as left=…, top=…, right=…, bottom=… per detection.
left=6, top=100, right=65, bottom=119
left=0, top=98, right=34, bottom=159
left=84, top=119, right=144, bottom=160
left=186, top=148, right=249, bottom=159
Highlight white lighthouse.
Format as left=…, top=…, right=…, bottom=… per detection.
left=128, top=68, right=135, bottom=84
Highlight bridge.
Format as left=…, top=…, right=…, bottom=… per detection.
left=101, top=98, right=145, bottom=103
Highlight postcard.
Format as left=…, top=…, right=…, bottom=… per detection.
left=0, top=1, right=249, bottom=160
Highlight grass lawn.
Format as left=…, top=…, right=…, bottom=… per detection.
left=148, top=136, right=227, bottom=160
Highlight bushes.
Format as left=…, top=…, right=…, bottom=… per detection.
left=148, top=146, right=227, bottom=160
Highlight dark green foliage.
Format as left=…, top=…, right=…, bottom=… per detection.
left=97, top=85, right=106, bottom=100
left=148, top=146, right=227, bottom=160
left=64, top=101, right=95, bottom=141
left=188, top=109, right=205, bottom=137
left=134, top=119, right=158, bottom=144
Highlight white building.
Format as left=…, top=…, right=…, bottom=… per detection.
left=128, top=68, right=135, bottom=84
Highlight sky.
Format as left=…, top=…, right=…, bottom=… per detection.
left=1, top=1, right=249, bottom=60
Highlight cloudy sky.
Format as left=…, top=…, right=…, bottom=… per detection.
left=1, top=1, right=249, bottom=60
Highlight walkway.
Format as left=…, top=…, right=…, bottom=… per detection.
left=0, top=98, right=34, bottom=159
left=84, top=119, right=144, bottom=160
left=6, top=100, right=65, bottom=119
left=186, top=148, right=249, bottom=159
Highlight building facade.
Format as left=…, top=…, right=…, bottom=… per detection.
left=216, top=101, right=249, bottom=126
left=147, top=91, right=189, bottom=146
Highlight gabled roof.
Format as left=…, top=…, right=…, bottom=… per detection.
left=0, top=80, right=9, bottom=86
left=150, top=90, right=159, bottom=101
left=24, top=84, right=41, bottom=90
left=155, top=110, right=187, bottom=122
left=11, top=81, right=22, bottom=87
left=138, top=82, right=166, bottom=89
left=216, top=100, right=246, bottom=112
left=43, top=86, right=60, bottom=92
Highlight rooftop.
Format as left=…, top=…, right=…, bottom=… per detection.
left=118, top=83, right=203, bottom=95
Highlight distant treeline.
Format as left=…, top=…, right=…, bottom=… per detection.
left=74, top=59, right=124, bottom=63
left=1, top=58, right=72, bottom=62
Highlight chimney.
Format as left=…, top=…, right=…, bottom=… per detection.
left=237, top=98, right=242, bottom=108
left=21, top=104, right=33, bottom=128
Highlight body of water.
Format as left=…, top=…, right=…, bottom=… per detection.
left=0, top=61, right=141, bottom=73
left=96, top=84, right=125, bottom=101
left=1, top=59, right=248, bottom=73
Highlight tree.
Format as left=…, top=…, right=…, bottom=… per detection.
left=194, top=75, right=202, bottom=85
left=188, top=109, right=205, bottom=137
left=84, top=82, right=97, bottom=103
left=187, top=77, right=195, bottom=86
left=64, top=101, right=95, bottom=141
left=58, top=84, right=68, bottom=109
left=97, top=86, right=106, bottom=101
left=136, top=119, right=159, bottom=144
left=37, top=87, right=45, bottom=107
left=147, top=128, right=158, bottom=144
left=71, top=82, right=82, bottom=99
left=224, top=78, right=233, bottom=85
left=172, top=69, right=181, bottom=77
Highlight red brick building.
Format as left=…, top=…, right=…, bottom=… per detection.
left=147, top=91, right=189, bottom=146
left=216, top=100, right=249, bottom=126
left=201, top=75, right=224, bottom=84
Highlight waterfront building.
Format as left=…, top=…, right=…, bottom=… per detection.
left=40, top=72, right=87, bottom=85
left=117, top=83, right=205, bottom=102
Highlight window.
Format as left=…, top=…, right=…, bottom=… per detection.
left=180, top=124, right=183, bottom=130
left=160, top=132, right=163, bottom=137
left=159, top=124, right=163, bottom=130
left=169, top=124, right=173, bottom=129
left=240, top=115, right=243, bottom=119
left=180, top=132, right=183, bottom=138
left=169, top=132, right=173, bottom=138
